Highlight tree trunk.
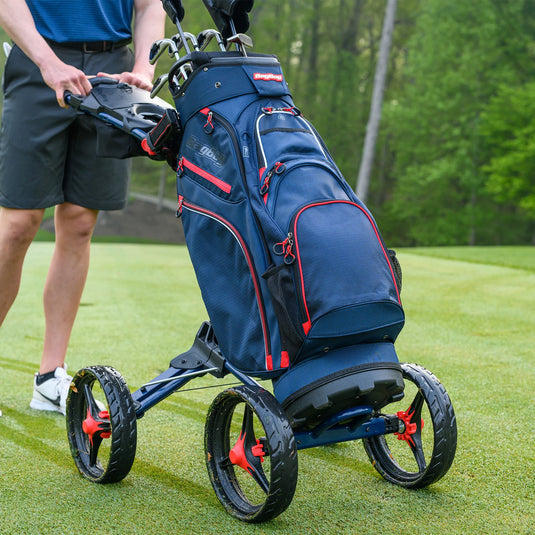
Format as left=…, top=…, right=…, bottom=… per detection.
left=305, top=0, right=321, bottom=104
left=355, top=0, right=397, bottom=202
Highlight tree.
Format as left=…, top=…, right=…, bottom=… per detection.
left=356, top=0, right=397, bottom=202
left=382, top=0, right=535, bottom=245
left=481, top=82, right=535, bottom=239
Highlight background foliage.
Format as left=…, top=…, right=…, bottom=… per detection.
left=1, top=0, right=534, bottom=246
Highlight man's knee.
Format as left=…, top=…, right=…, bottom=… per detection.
left=0, top=208, right=44, bottom=250
left=54, top=203, right=99, bottom=243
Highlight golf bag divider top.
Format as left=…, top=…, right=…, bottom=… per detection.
left=173, top=51, right=405, bottom=427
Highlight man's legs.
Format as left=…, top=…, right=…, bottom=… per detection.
left=0, top=207, right=45, bottom=326
left=40, top=202, right=99, bottom=373
left=29, top=202, right=98, bottom=414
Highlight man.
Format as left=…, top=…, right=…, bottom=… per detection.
left=0, top=0, right=166, bottom=415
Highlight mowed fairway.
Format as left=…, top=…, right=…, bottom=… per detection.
left=1, top=243, right=534, bottom=534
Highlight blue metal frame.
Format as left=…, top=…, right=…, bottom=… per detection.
left=130, top=358, right=396, bottom=450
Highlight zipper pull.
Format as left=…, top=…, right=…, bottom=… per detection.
left=260, top=162, right=285, bottom=195
left=204, top=111, right=214, bottom=134
left=274, top=161, right=286, bottom=174
left=260, top=171, right=272, bottom=195
left=273, top=233, right=295, bottom=264
left=177, top=157, right=184, bottom=177
left=176, top=195, right=184, bottom=218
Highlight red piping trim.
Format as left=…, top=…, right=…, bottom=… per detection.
left=182, top=157, right=232, bottom=194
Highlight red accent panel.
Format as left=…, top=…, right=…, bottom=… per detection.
left=266, top=354, right=273, bottom=371
left=251, top=441, right=265, bottom=462
left=259, top=167, right=266, bottom=181
left=394, top=407, right=423, bottom=447
left=229, top=432, right=252, bottom=472
left=229, top=433, right=265, bottom=474
left=182, top=157, right=232, bottom=194
left=200, top=107, right=210, bottom=115
left=141, top=138, right=156, bottom=156
left=280, top=351, right=289, bottom=368
left=82, top=409, right=111, bottom=446
left=302, top=321, right=311, bottom=336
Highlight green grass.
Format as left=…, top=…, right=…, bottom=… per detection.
left=1, top=245, right=534, bottom=534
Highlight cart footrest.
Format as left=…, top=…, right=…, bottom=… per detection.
left=170, top=321, right=227, bottom=377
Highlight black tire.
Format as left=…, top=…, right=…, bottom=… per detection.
left=204, top=385, right=298, bottom=523
left=66, top=366, right=137, bottom=484
left=362, top=363, right=457, bottom=488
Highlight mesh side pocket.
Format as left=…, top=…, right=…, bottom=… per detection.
left=387, top=249, right=402, bottom=293
left=262, top=263, right=304, bottom=361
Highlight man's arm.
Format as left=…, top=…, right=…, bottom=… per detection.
left=98, top=0, right=166, bottom=91
left=0, top=0, right=92, bottom=107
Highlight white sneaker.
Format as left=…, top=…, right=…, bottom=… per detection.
left=30, top=365, right=72, bottom=415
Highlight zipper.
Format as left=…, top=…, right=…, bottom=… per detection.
left=199, top=107, right=247, bottom=193
left=180, top=197, right=273, bottom=369
left=199, top=106, right=273, bottom=266
left=272, top=232, right=309, bottom=331
left=179, top=156, right=232, bottom=194
left=286, top=200, right=402, bottom=336
left=260, top=161, right=286, bottom=199
left=264, top=159, right=352, bottom=218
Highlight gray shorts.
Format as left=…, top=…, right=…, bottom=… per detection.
left=0, top=43, right=135, bottom=210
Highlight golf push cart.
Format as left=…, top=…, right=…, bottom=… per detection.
left=65, top=0, right=457, bottom=523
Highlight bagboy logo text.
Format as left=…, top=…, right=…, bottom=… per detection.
left=253, top=72, right=283, bottom=82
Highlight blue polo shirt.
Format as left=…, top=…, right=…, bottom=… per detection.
left=27, top=0, right=134, bottom=43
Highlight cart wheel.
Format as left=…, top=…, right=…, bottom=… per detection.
left=204, top=385, right=298, bottom=523
left=66, top=366, right=137, bottom=484
left=363, top=363, right=457, bottom=488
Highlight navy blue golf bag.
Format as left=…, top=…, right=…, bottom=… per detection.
left=171, top=51, right=405, bottom=428
left=64, top=7, right=457, bottom=519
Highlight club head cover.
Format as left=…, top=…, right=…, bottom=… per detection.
left=201, top=0, right=254, bottom=39
left=162, top=0, right=185, bottom=23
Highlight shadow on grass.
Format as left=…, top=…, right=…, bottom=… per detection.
left=0, top=408, right=74, bottom=469
left=0, top=356, right=39, bottom=375
left=131, top=457, right=218, bottom=510
left=0, top=406, right=218, bottom=511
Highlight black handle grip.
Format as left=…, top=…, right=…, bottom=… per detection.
left=161, top=0, right=185, bottom=23
left=63, top=90, right=84, bottom=109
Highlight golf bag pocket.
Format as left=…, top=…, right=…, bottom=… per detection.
left=261, top=160, right=350, bottom=232
left=262, top=262, right=304, bottom=361
left=268, top=199, right=404, bottom=362
left=178, top=107, right=244, bottom=201
left=179, top=196, right=271, bottom=374
left=256, top=107, right=328, bottom=177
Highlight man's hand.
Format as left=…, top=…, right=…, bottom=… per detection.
left=97, top=71, right=153, bottom=92
left=40, top=59, right=93, bottom=108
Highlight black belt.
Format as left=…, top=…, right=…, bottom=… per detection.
left=46, top=38, right=132, bottom=53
